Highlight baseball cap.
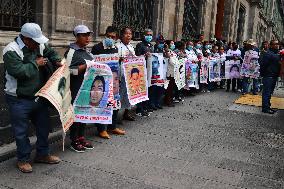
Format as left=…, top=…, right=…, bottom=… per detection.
left=73, top=25, right=93, bottom=36
left=21, top=23, right=49, bottom=44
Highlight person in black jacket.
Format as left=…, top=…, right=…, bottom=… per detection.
left=260, top=40, right=281, bottom=114
left=91, top=26, right=126, bottom=139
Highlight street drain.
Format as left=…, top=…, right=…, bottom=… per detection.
left=246, top=132, right=284, bottom=149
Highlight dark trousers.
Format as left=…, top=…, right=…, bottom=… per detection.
left=165, top=77, right=175, bottom=105
left=69, top=122, right=85, bottom=141
left=5, top=95, right=50, bottom=162
left=97, top=110, right=119, bottom=132
left=242, top=77, right=259, bottom=94
left=226, top=79, right=241, bottom=91
left=262, top=77, right=277, bottom=111
left=149, top=85, right=164, bottom=107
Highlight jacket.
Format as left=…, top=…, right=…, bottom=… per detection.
left=260, top=49, right=281, bottom=77
left=3, top=36, right=61, bottom=98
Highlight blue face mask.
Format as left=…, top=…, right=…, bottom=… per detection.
left=104, top=38, right=114, bottom=47
left=158, top=43, right=164, bottom=49
left=196, top=44, right=202, bottom=49
left=144, top=35, right=152, bottom=43
left=205, top=45, right=210, bottom=50
left=208, top=45, right=212, bottom=50
left=170, top=44, right=175, bottom=50
left=187, top=45, right=193, bottom=50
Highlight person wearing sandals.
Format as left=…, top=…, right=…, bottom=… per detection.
left=65, top=25, right=94, bottom=152
left=91, top=26, right=126, bottom=139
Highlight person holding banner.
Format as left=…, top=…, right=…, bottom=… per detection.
left=65, top=25, right=94, bottom=152
left=164, top=40, right=177, bottom=107
left=115, top=27, right=137, bottom=121
left=135, top=28, right=154, bottom=116
left=3, top=23, right=61, bottom=173
left=92, top=26, right=125, bottom=139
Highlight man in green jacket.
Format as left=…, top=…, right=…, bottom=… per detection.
left=3, top=23, right=62, bottom=173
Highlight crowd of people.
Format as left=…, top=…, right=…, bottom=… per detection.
left=2, top=23, right=283, bottom=173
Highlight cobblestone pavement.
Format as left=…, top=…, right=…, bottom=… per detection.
left=0, top=90, right=283, bottom=189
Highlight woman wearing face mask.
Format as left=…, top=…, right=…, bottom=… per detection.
left=185, top=41, right=198, bottom=63
left=115, top=27, right=136, bottom=121
left=91, top=26, right=126, bottom=139
left=164, top=40, right=177, bottom=107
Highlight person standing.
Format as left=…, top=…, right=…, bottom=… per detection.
left=91, top=26, right=126, bottom=139
left=65, top=25, right=94, bottom=152
left=3, top=23, right=61, bottom=173
left=260, top=40, right=281, bottom=114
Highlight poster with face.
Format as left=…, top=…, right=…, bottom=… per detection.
left=240, top=50, right=260, bottom=78
left=93, top=54, right=121, bottom=109
left=200, top=59, right=209, bottom=84
left=185, top=59, right=199, bottom=89
left=147, top=53, right=164, bottom=86
left=209, top=59, right=221, bottom=82
left=225, top=60, right=241, bottom=79
left=174, top=58, right=186, bottom=90
left=73, top=60, right=114, bottom=124
left=123, top=56, right=149, bottom=105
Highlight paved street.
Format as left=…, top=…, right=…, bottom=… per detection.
left=0, top=89, right=283, bottom=189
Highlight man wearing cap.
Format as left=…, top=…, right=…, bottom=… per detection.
left=64, top=25, right=94, bottom=152
left=3, top=23, right=62, bottom=173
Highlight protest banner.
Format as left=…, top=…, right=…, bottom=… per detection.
left=185, top=59, right=199, bottom=89
left=122, top=56, right=149, bottom=105
left=93, top=54, right=121, bottom=109
left=209, top=59, right=221, bottom=82
left=225, top=60, right=241, bottom=79
left=174, top=58, right=186, bottom=90
left=74, top=60, right=114, bottom=124
left=240, top=50, right=260, bottom=78
left=147, top=53, right=164, bottom=86
left=36, top=59, right=74, bottom=133
left=200, top=59, right=209, bottom=84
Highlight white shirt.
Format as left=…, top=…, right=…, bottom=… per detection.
left=115, top=42, right=135, bottom=58
left=226, top=49, right=241, bottom=58
left=185, top=49, right=198, bottom=62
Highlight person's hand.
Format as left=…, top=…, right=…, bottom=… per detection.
left=36, top=57, right=48, bottom=67
left=145, top=52, right=151, bottom=58
left=55, top=61, right=63, bottom=67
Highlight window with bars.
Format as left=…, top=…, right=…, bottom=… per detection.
left=182, top=0, right=200, bottom=40
left=0, top=0, right=35, bottom=31
left=113, top=0, right=154, bottom=40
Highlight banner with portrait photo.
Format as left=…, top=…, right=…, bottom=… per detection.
left=74, top=60, right=114, bottom=124
left=36, top=59, right=74, bottom=133
left=209, top=59, right=221, bottom=82
left=240, top=51, right=260, bottom=78
left=147, top=53, right=164, bottom=86
left=225, top=60, right=241, bottom=79
left=123, top=56, right=148, bottom=105
left=200, top=59, right=209, bottom=84
left=185, top=59, right=199, bottom=89
left=93, top=54, right=121, bottom=110
left=174, top=58, right=186, bottom=90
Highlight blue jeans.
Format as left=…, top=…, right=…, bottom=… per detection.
left=262, top=77, right=277, bottom=111
left=242, top=77, right=259, bottom=94
left=5, top=95, right=50, bottom=162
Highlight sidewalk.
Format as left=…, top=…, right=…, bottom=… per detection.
left=0, top=90, right=283, bottom=189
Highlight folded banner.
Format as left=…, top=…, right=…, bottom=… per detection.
left=240, top=50, right=260, bottom=78
left=147, top=53, right=164, bottom=86
left=93, top=54, right=121, bottom=110
left=225, top=60, right=241, bottom=79
left=74, top=60, right=114, bottom=124
left=209, top=59, right=221, bottom=82
left=122, top=56, right=149, bottom=105
left=36, top=59, right=74, bottom=133
left=200, top=59, right=209, bottom=84
left=174, top=58, right=186, bottom=90
left=185, top=59, right=199, bottom=89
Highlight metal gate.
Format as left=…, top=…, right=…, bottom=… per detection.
left=113, top=0, right=154, bottom=40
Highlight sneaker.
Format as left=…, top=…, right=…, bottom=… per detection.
left=178, top=98, right=185, bottom=102
left=173, top=98, right=180, bottom=103
left=70, top=140, right=86, bottom=153
left=142, top=111, right=150, bottom=117
left=34, top=155, right=61, bottom=164
left=78, top=137, right=94, bottom=149
left=147, top=107, right=155, bottom=112
left=17, top=162, right=32, bottom=173
left=136, top=112, right=143, bottom=116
